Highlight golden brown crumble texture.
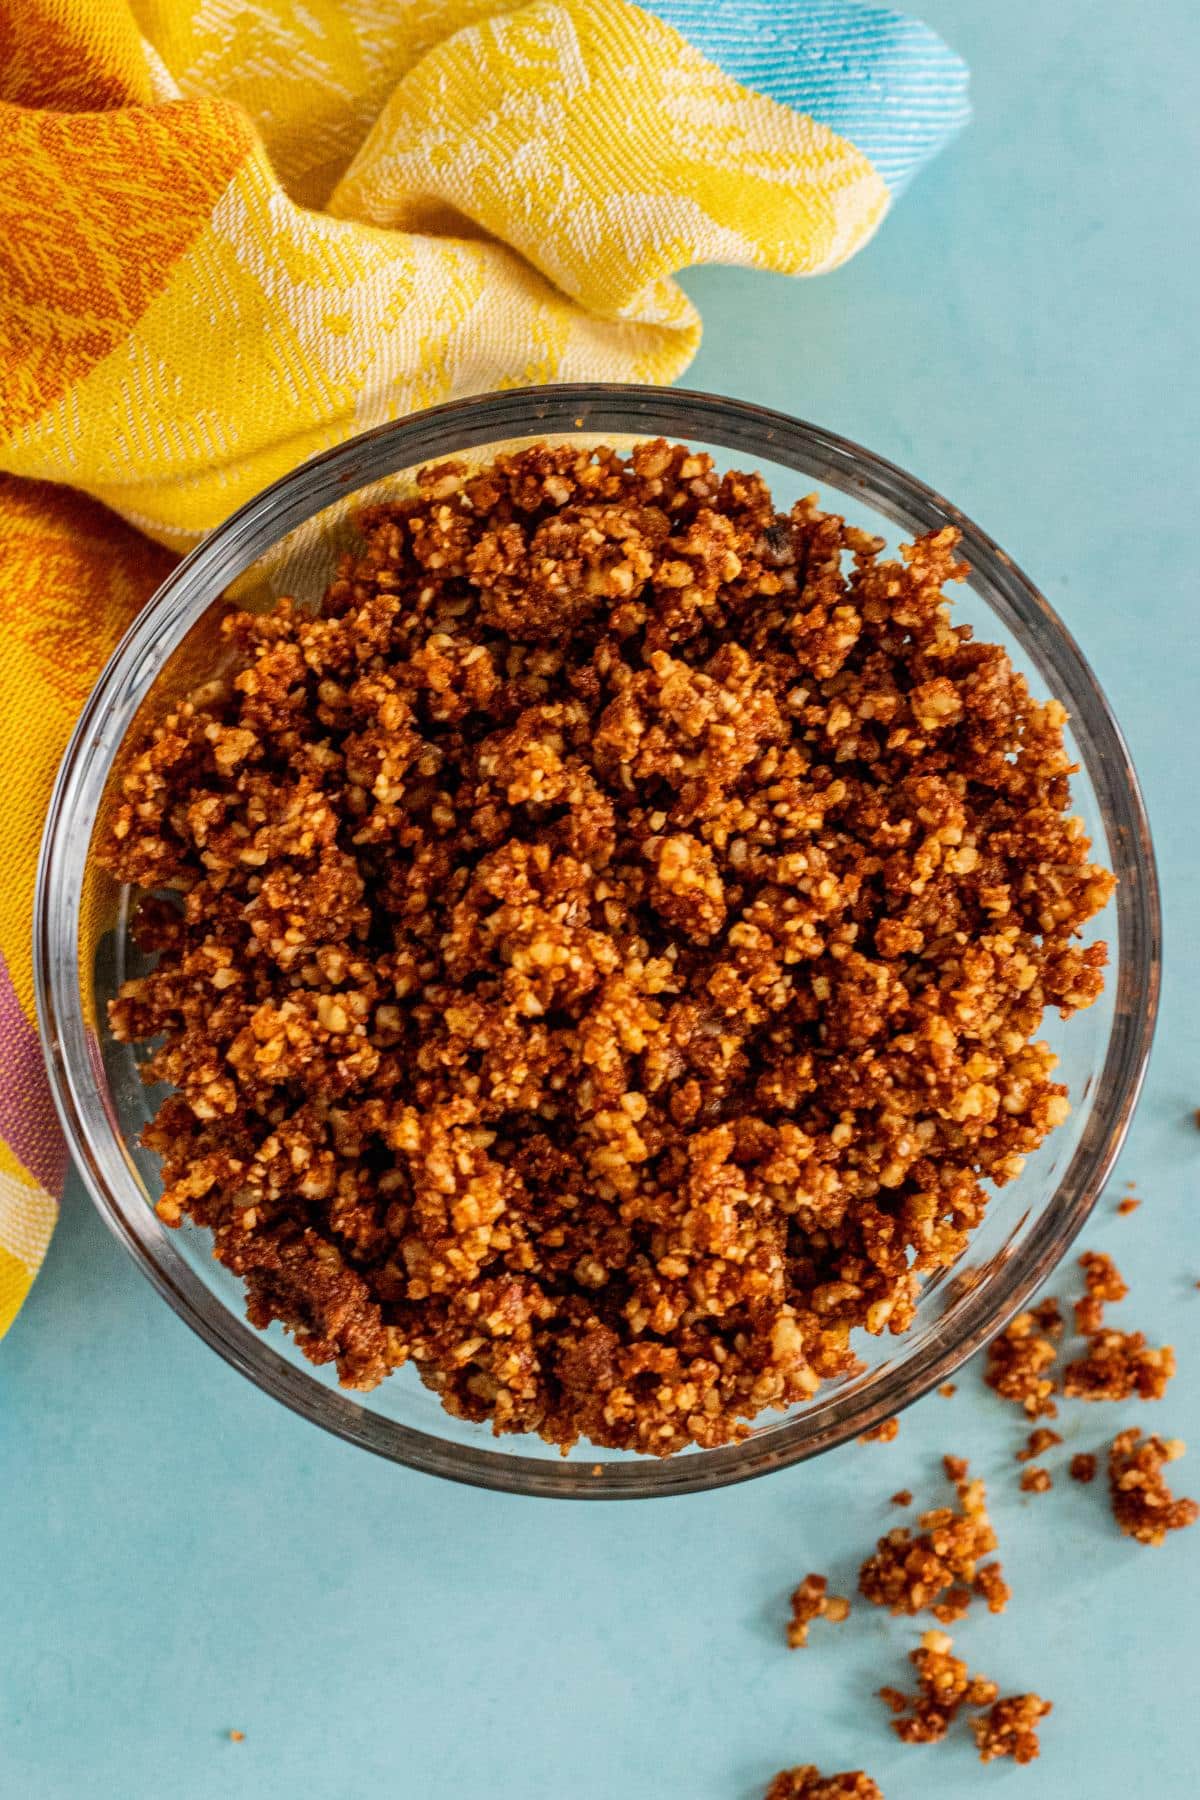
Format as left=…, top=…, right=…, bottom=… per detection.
left=1030, top=1295, right=1063, bottom=1338
left=858, top=1460, right=1007, bottom=1618
left=1069, top=1451, right=1097, bottom=1483
left=1016, top=1426, right=1061, bottom=1462
left=765, top=1770, right=882, bottom=1800
left=1074, top=1250, right=1128, bottom=1335
left=99, top=440, right=1112, bottom=1455
left=971, top=1563, right=1012, bottom=1615
left=1108, top=1429, right=1198, bottom=1545
left=1062, top=1331, right=1176, bottom=1403
left=786, top=1572, right=850, bottom=1648
left=1019, top=1465, right=1052, bottom=1494
left=971, top=1693, right=1052, bottom=1764
left=881, top=1629, right=998, bottom=1744
left=983, top=1311, right=1059, bottom=1419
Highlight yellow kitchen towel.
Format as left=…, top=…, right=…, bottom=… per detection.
left=0, top=0, right=967, bottom=1332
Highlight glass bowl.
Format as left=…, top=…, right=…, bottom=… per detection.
left=34, top=385, right=1160, bottom=1498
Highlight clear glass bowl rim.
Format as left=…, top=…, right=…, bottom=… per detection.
left=35, top=383, right=1161, bottom=1499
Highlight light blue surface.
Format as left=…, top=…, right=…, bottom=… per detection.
left=3, top=3, right=1199, bottom=1795
left=647, top=0, right=970, bottom=193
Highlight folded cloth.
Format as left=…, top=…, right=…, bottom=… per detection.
left=0, top=0, right=967, bottom=1334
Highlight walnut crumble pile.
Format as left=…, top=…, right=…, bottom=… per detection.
left=787, top=1573, right=851, bottom=1648
left=857, top=1457, right=1008, bottom=1621
left=100, top=439, right=1114, bottom=1455
left=878, top=1629, right=998, bottom=1744
left=971, top=1692, right=1053, bottom=1765
left=1108, top=1429, right=1199, bottom=1545
left=1063, top=1329, right=1176, bottom=1402
left=983, top=1311, right=1060, bottom=1419
left=765, top=1770, right=882, bottom=1800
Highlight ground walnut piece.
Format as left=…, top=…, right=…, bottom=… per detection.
left=880, top=1629, right=998, bottom=1744
left=1074, top=1249, right=1128, bottom=1335
left=984, top=1310, right=1059, bottom=1419
left=1015, top=1426, right=1061, bottom=1462
left=971, top=1693, right=1052, bottom=1764
left=1108, top=1428, right=1199, bottom=1545
left=1030, top=1294, right=1064, bottom=1338
left=858, top=1458, right=1008, bottom=1619
left=100, top=440, right=1114, bottom=1455
left=1062, top=1329, right=1176, bottom=1403
left=765, top=1771, right=882, bottom=1800
left=787, top=1572, right=850, bottom=1647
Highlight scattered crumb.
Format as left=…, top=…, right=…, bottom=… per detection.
left=1016, top=1426, right=1062, bottom=1462
left=1117, top=1197, right=1141, bottom=1216
left=942, top=1454, right=969, bottom=1483
left=1020, top=1466, right=1053, bottom=1494
left=1030, top=1296, right=1064, bottom=1339
left=860, top=1418, right=900, bottom=1444
left=883, top=1629, right=998, bottom=1744
left=766, top=1769, right=882, bottom=1800
left=1063, top=1331, right=1176, bottom=1402
left=938, top=1383, right=957, bottom=1399
left=859, top=1461, right=1004, bottom=1617
left=972, top=1693, right=1052, bottom=1765
left=228, top=1731, right=245, bottom=1743
left=890, top=1489, right=913, bottom=1507
left=787, top=1573, right=827, bottom=1649
left=1109, top=1429, right=1199, bottom=1545
left=1074, top=1297, right=1103, bottom=1335
left=591, top=1464, right=603, bottom=1477
left=931, top=1585, right=973, bottom=1625
left=972, top=1563, right=1012, bottom=1615
left=787, top=1573, right=850, bottom=1648
left=1081, top=1248, right=1130, bottom=1299
left=1074, top=1250, right=1128, bottom=1334
left=1069, top=1452, right=1097, bottom=1483
left=984, top=1312, right=1059, bottom=1419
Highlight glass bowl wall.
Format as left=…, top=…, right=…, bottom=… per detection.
left=35, top=386, right=1159, bottom=1497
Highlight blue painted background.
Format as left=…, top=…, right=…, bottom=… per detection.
left=4, top=3, right=1199, bottom=1795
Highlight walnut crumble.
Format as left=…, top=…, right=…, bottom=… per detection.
left=99, top=440, right=1113, bottom=1455
left=765, top=1771, right=883, bottom=1800
left=983, top=1312, right=1059, bottom=1419
left=1108, top=1429, right=1198, bottom=1545
left=1062, top=1331, right=1176, bottom=1403
left=971, top=1692, right=1052, bottom=1764
left=1016, top=1426, right=1061, bottom=1462
left=1074, top=1250, right=1127, bottom=1335
left=786, top=1572, right=850, bottom=1648
left=858, top=1459, right=1008, bottom=1618
left=880, top=1629, right=998, bottom=1744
